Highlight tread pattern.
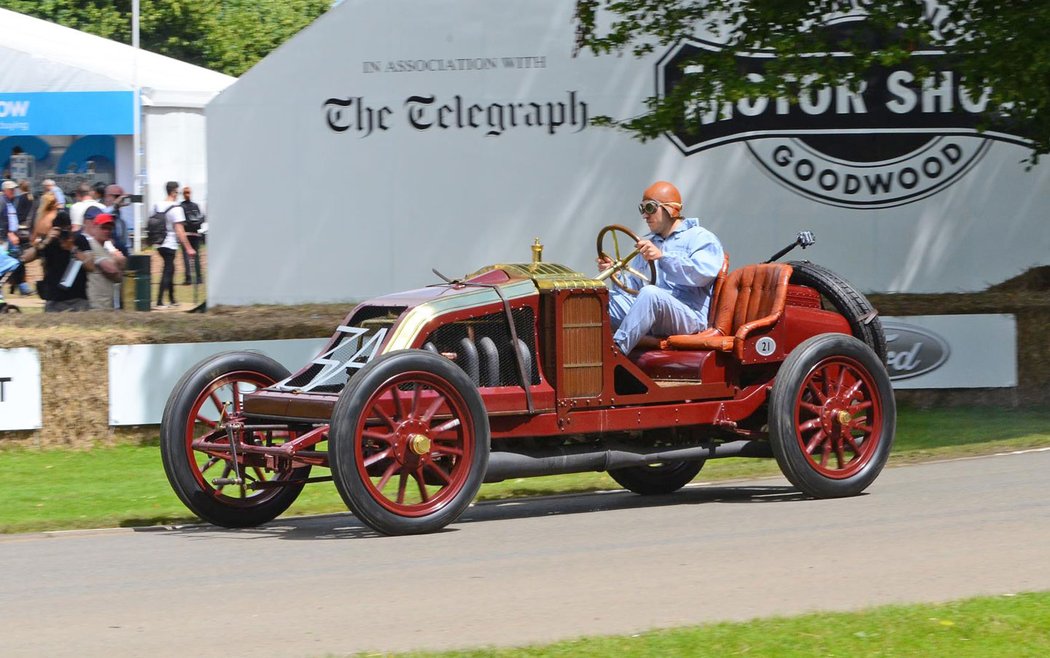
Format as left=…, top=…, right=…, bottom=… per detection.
left=788, top=260, right=887, bottom=364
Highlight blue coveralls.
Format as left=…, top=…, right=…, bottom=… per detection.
left=608, top=218, right=724, bottom=353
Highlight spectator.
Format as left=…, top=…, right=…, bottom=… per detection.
left=81, top=207, right=126, bottom=310
left=92, top=181, right=106, bottom=202
left=34, top=192, right=59, bottom=240
left=2, top=180, right=31, bottom=295
left=152, top=180, right=195, bottom=309
left=179, top=185, right=203, bottom=285
left=42, top=178, right=66, bottom=208
left=69, top=183, right=104, bottom=231
left=102, top=184, right=131, bottom=258
left=3, top=180, right=19, bottom=245
left=20, top=209, right=91, bottom=312
left=15, top=180, right=36, bottom=236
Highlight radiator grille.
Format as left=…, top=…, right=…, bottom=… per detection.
left=561, top=294, right=604, bottom=397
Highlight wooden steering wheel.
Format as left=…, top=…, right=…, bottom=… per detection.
left=596, top=224, right=656, bottom=295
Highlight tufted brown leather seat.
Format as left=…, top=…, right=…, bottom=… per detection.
left=662, top=263, right=793, bottom=357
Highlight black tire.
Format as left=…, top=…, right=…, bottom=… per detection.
left=788, top=261, right=886, bottom=364
left=768, top=334, right=895, bottom=498
left=329, top=349, right=490, bottom=535
left=160, top=351, right=309, bottom=527
left=608, top=460, right=704, bottom=495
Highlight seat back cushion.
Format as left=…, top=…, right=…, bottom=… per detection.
left=712, top=263, right=793, bottom=336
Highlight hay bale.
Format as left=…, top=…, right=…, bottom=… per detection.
left=0, top=305, right=350, bottom=448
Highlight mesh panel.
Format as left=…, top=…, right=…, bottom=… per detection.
left=422, top=308, right=539, bottom=387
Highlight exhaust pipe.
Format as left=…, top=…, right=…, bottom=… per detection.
left=484, top=440, right=772, bottom=483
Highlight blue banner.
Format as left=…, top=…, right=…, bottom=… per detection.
left=0, top=91, right=134, bottom=136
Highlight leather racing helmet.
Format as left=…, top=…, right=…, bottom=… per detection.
left=643, top=180, right=682, bottom=218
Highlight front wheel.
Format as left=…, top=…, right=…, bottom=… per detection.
left=329, top=349, right=490, bottom=535
left=768, top=334, right=895, bottom=498
left=160, top=351, right=309, bottom=527
left=609, top=461, right=704, bottom=495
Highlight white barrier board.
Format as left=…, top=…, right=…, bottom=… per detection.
left=0, top=348, right=42, bottom=431
left=883, top=314, right=1016, bottom=389
left=107, top=338, right=327, bottom=426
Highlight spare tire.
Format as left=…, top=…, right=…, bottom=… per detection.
left=788, top=261, right=886, bottom=364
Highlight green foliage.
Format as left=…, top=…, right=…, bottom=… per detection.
left=574, top=1, right=1050, bottom=161
left=2, top=0, right=331, bottom=76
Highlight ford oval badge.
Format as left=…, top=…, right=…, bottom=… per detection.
left=882, top=322, right=951, bottom=380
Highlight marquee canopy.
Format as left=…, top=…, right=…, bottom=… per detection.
left=0, top=8, right=233, bottom=111
left=0, top=8, right=235, bottom=206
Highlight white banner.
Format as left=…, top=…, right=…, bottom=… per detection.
left=107, top=338, right=327, bottom=426
left=206, top=0, right=1048, bottom=305
left=883, top=314, right=1016, bottom=389
left=0, top=348, right=43, bottom=431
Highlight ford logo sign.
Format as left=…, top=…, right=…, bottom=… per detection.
left=882, top=322, right=950, bottom=380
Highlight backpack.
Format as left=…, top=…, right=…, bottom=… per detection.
left=146, top=205, right=174, bottom=246
left=182, top=204, right=203, bottom=234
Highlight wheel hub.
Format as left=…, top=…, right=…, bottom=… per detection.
left=391, top=419, right=431, bottom=463
left=819, top=398, right=853, bottom=435
left=408, top=433, right=432, bottom=456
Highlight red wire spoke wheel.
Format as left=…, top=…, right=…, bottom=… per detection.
left=330, top=350, right=489, bottom=535
left=161, top=351, right=309, bottom=527
left=769, top=334, right=895, bottom=498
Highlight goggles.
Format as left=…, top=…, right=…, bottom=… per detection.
left=638, top=199, right=681, bottom=215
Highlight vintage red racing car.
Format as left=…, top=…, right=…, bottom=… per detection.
left=161, top=227, right=895, bottom=535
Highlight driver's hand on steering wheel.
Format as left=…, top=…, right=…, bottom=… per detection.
left=597, top=254, right=614, bottom=272
left=636, top=239, right=663, bottom=262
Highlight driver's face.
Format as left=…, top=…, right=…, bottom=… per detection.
left=641, top=199, right=675, bottom=237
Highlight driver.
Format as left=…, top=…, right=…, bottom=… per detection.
left=598, top=181, right=724, bottom=353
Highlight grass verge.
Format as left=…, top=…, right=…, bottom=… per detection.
left=390, top=591, right=1050, bottom=657
left=1, top=406, right=1049, bottom=534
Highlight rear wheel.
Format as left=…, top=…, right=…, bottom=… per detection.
left=768, top=334, right=895, bottom=498
left=609, top=461, right=704, bottom=495
left=160, top=351, right=309, bottom=527
left=329, top=350, right=490, bottom=535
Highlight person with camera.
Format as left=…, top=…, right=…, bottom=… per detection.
left=20, top=209, right=92, bottom=312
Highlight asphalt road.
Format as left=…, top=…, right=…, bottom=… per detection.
left=2, top=449, right=1049, bottom=657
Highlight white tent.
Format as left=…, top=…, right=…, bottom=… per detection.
left=0, top=8, right=234, bottom=207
